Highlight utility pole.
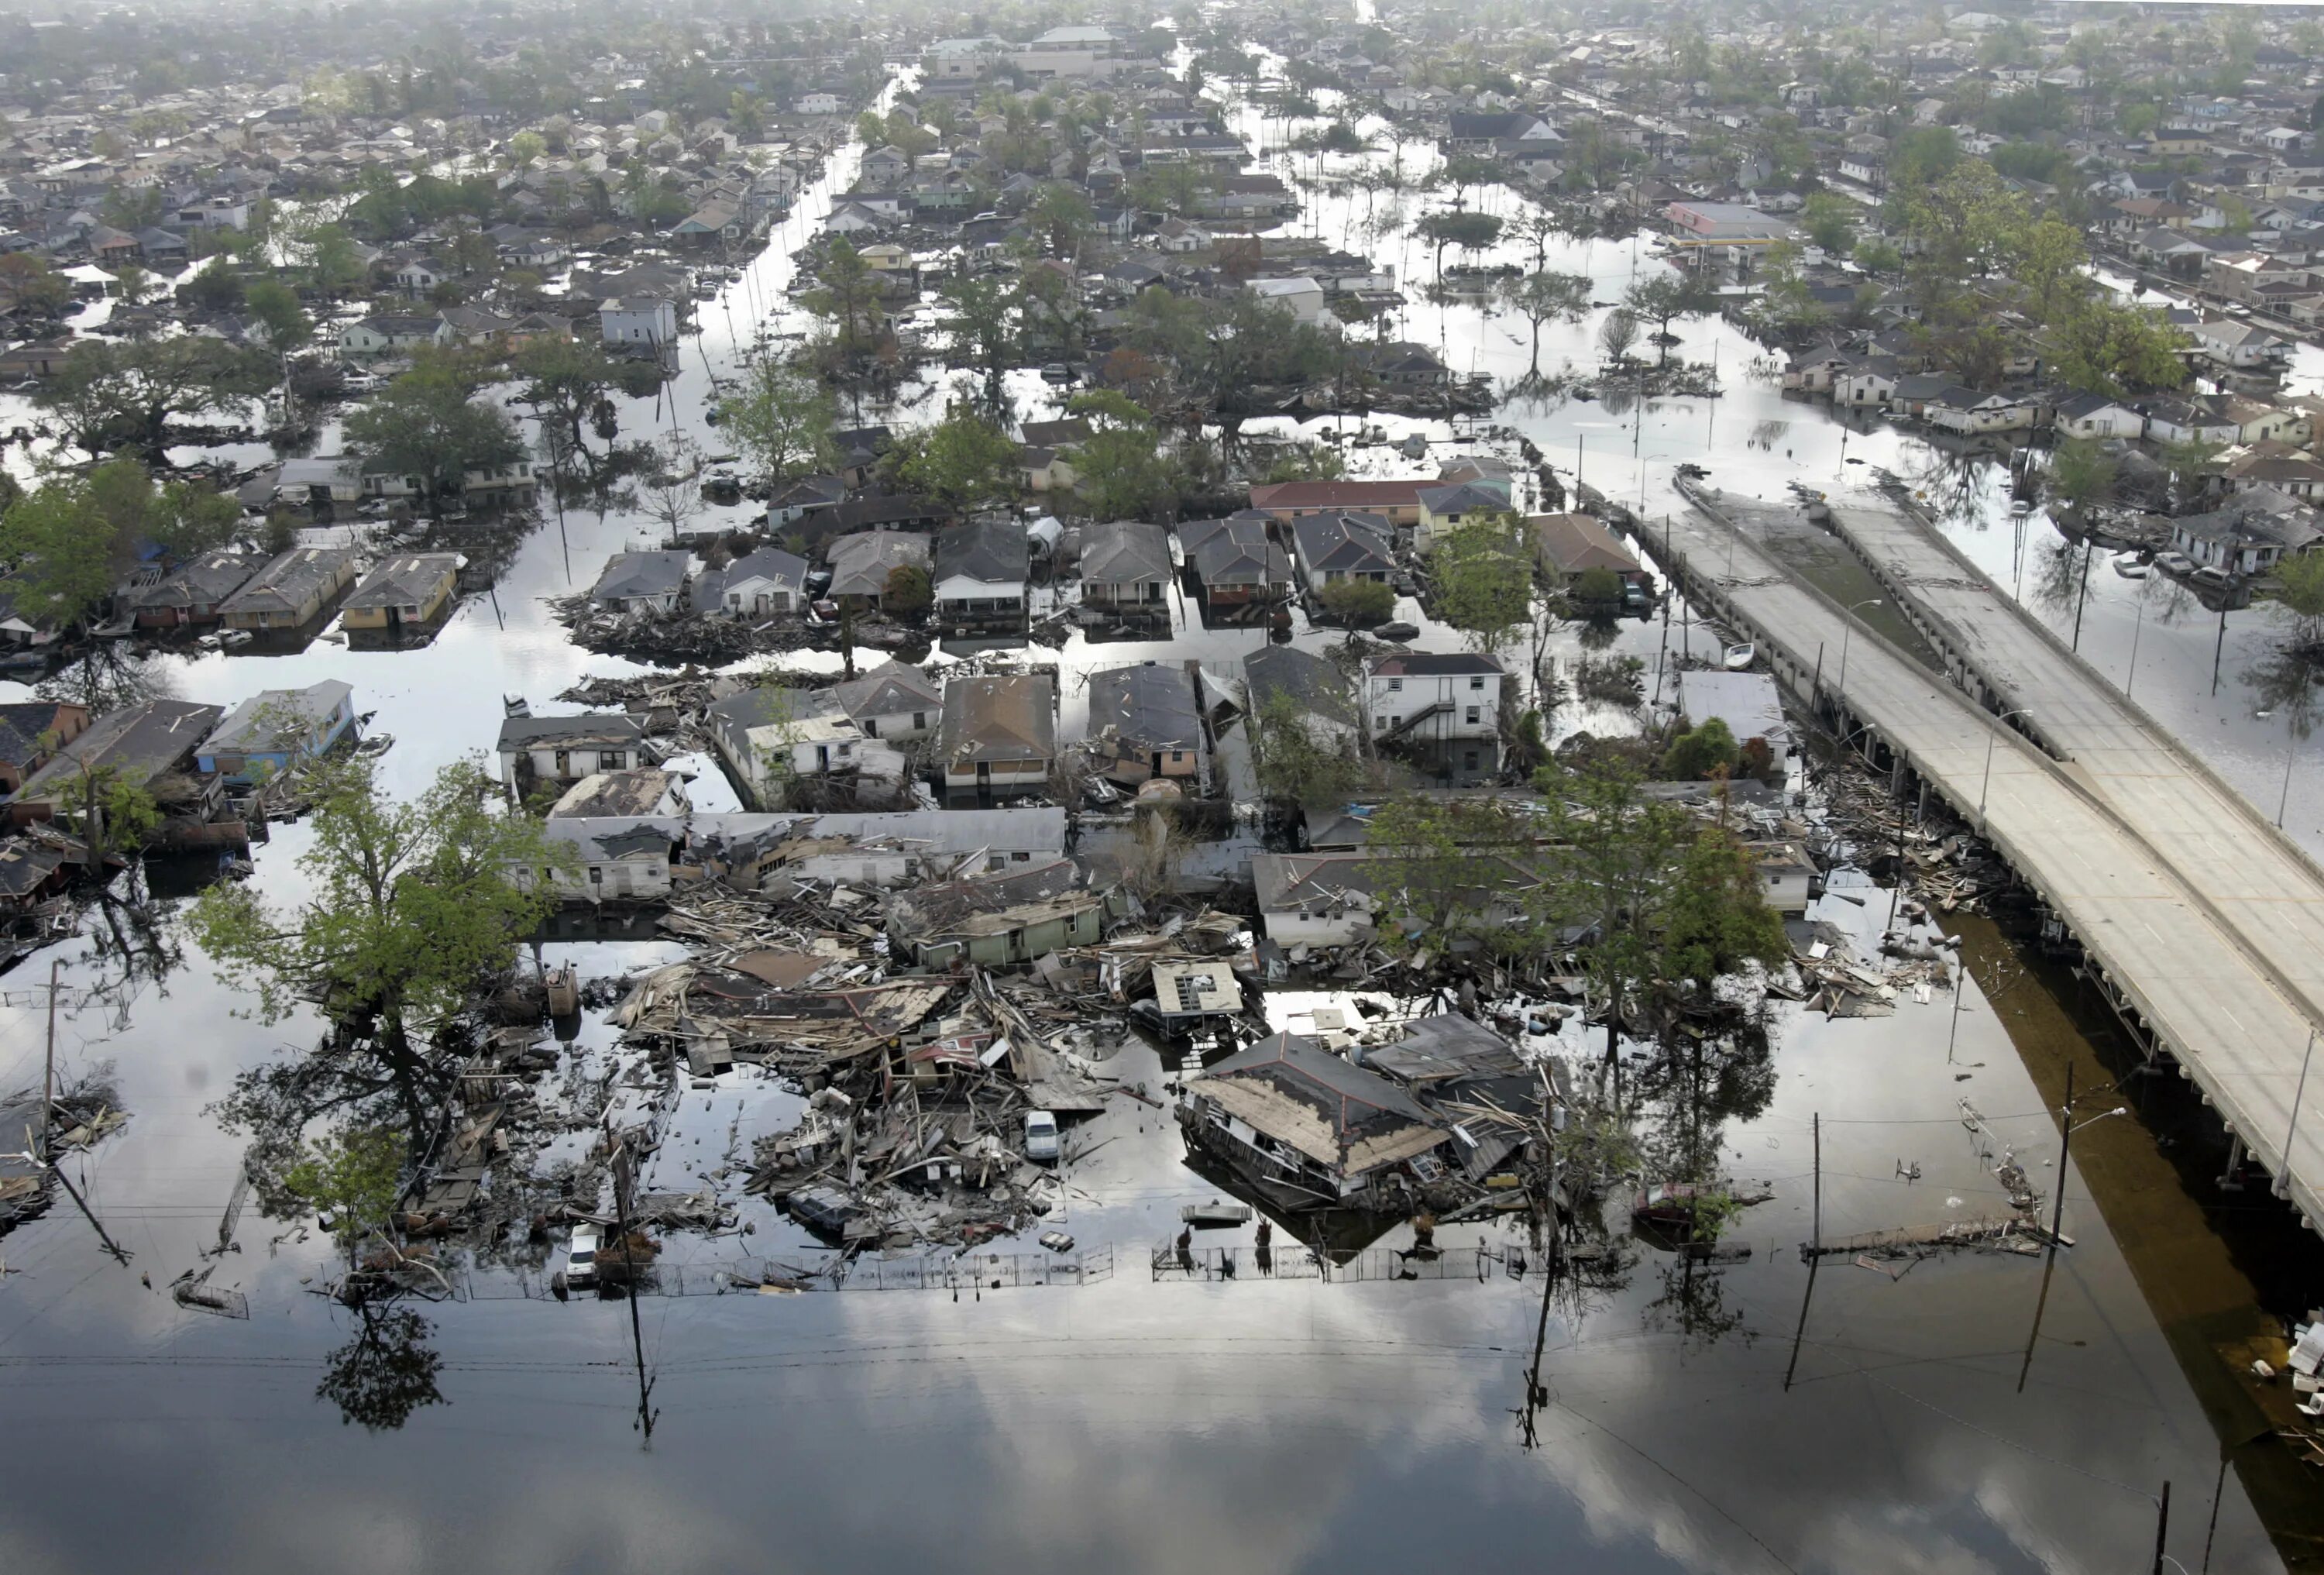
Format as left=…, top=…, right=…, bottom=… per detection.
left=613, top=1141, right=657, bottom=1442
left=40, top=959, right=58, bottom=1160
left=2018, top=1062, right=2074, bottom=1394
left=2070, top=538, right=2094, bottom=652
left=2152, top=1480, right=2171, bottom=1575
left=1783, top=1112, right=1820, bottom=1391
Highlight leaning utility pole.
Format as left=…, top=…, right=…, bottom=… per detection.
left=613, top=1141, right=657, bottom=1442
left=40, top=959, right=58, bottom=1160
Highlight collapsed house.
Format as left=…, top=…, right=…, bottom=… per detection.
left=1178, top=1030, right=1454, bottom=1214
left=881, top=858, right=1106, bottom=968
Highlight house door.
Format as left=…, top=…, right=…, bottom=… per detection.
left=977, top=762, right=992, bottom=789
left=387, top=603, right=403, bottom=631
left=555, top=749, right=570, bottom=778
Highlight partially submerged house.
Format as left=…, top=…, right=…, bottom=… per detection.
left=339, top=553, right=460, bottom=635
left=1076, top=520, right=1172, bottom=626
left=829, top=661, right=943, bottom=744
left=882, top=858, right=1104, bottom=968
left=123, top=548, right=266, bottom=628
left=693, top=547, right=810, bottom=617
left=497, top=714, right=651, bottom=794
left=216, top=546, right=360, bottom=631
left=1084, top=661, right=1207, bottom=788
left=0, top=702, right=90, bottom=794
left=933, top=519, right=1030, bottom=633
left=590, top=550, right=696, bottom=614
left=11, top=699, right=225, bottom=830
left=938, top=672, right=1056, bottom=797
left=1178, top=514, right=1291, bottom=614
left=706, top=686, right=872, bottom=808
left=1178, top=1030, right=1451, bottom=1212
left=826, top=528, right=931, bottom=606
left=194, top=681, right=356, bottom=786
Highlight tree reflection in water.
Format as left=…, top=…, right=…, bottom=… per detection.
left=36, top=643, right=179, bottom=718
left=317, top=1296, right=445, bottom=1432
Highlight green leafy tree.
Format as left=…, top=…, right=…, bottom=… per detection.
left=2048, top=436, right=2117, bottom=511
left=344, top=366, right=524, bottom=514
left=0, top=253, right=71, bottom=317
left=2272, top=550, right=2324, bottom=646
left=803, top=237, right=883, bottom=362
left=35, top=336, right=271, bottom=459
left=717, top=356, right=837, bottom=490
left=898, top=412, right=1017, bottom=511
left=54, top=762, right=163, bottom=861
left=1066, top=390, right=1182, bottom=521
left=1800, top=192, right=1858, bottom=255
left=1662, top=717, right=1740, bottom=779
left=1624, top=273, right=1712, bottom=366
left=177, top=258, right=246, bottom=315
left=1498, top=270, right=1593, bottom=373
left=1416, top=210, right=1504, bottom=278
left=1316, top=577, right=1394, bottom=626
left=2048, top=299, right=2189, bottom=400
left=1360, top=793, right=1538, bottom=955
left=285, top=1124, right=407, bottom=1263
left=188, top=757, right=575, bottom=1130
left=0, top=469, right=132, bottom=630
left=243, top=278, right=312, bottom=353
left=1431, top=512, right=1532, bottom=652
left=1246, top=688, right=1364, bottom=807
left=882, top=562, right=933, bottom=617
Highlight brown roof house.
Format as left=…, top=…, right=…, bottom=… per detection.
left=938, top=672, right=1056, bottom=798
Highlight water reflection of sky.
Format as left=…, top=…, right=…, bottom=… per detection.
left=0, top=67, right=2288, bottom=1575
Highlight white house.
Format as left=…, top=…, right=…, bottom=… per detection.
left=693, top=547, right=808, bottom=617
left=796, top=91, right=843, bottom=115
left=338, top=314, right=452, bottom=357
left=706, top=687, right=868, bottom=807
left=1246, top=275, right=1326, bottom=323
left=599, top=294, right=677, bottom=349
left=2194, top=318, right=2291, bottom=369
left=1364, top=652, right=1504, bottom=743
left=2056, top=393, right=2146, bottom=441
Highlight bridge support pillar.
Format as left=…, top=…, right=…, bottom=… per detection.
left=2221, top=1134, right=2247, bottom=1192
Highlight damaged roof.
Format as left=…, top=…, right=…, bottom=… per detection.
left=1085, top=662, right=1202, bottom=753
left=883, top=858, right=1095, bottom=941
left=939, top=672, right=1056, bottom=768
left=1195, top=1031, right=1447, bottom=1176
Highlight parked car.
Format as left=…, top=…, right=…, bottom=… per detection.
left=1023, top=1109, right=1061, bottom=1163
left=564, top=1223, right=600, bottom=1288
left=2192, top=565, right=2232, bottom=590
left=2155, top=551, right=2195, bottom=576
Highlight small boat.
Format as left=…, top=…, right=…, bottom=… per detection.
left=1722, top=641, right=1755, bottom=671
left=1372, top=620, right=1419, bottom=641
left=503, top=694, right=531, bottom=717
left=355, top=732, right=394, bottom=757
left=2112, top=552, right=2150, bottom=579
left=218, top=628, right=253, bottom=648
left=1399, top=432, right=1428, bottom=459
left=1181, top=1202, right=1254, bottom=1228
left=1040, top=363, right=1074, bottom=384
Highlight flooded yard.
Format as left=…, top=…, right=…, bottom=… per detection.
left=0, top=59, right=2315, bottom=1575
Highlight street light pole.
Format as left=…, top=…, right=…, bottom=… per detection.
left=2277, top=1027, right=2318, bottom=1201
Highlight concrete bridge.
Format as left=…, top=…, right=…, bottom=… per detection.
left=1652, top=481, right=2324, bottom=1232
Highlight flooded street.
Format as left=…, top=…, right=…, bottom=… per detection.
left=0, top=64, right=2312, bottom=1575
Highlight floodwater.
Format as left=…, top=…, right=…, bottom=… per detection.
left=0, top=57, right=2310, bottom=1575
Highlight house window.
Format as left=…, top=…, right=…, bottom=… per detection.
left=1466, top=707, right=1480, bottom=725
left=862, top=719, right=878, bottom=738
left=913, top=712, right=927, bottom=731
left=599, top=751, right=624, bottom=771
left=1386, top=677, right=1402, bottom=693
left=1469, top=676, right=1484, bottom=691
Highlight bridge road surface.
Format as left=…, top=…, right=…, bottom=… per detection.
left=1662, top=490, right=2324, bottom=1231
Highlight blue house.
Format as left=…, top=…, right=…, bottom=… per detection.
left=196, top=681, right=356, bottom=786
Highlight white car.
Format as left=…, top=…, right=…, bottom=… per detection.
left=2156, top=551, right=2195, bottom=576
left=1023, top=1109, right=1061, bottom=1164
left=565, top=1223, right=600, bottom=1288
